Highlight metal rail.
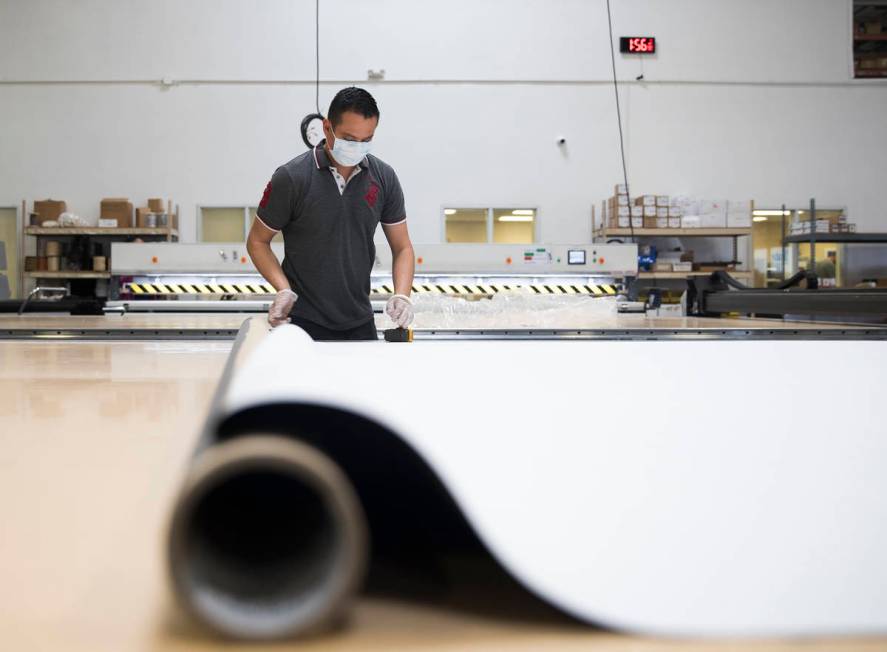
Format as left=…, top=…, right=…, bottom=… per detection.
left=3, top=325, right=885, bottom=342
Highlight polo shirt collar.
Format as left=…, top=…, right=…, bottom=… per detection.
left=313, top=139, right=369, bottom=170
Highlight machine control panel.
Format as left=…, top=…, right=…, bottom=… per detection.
left=112, top=242, right=638, bottom=277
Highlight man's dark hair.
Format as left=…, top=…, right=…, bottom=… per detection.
left=327, top=87, right=380, bottom=126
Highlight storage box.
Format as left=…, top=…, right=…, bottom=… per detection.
left=653, top=262, right=673, bottom=272
left=616, top=217, right=630, bottom=228
left=101, top=198, right=134, bottom=227
left=669, top=207, right=683, bottom=217
left=643, top=206, right=656, bottom=217
left=609, top=195, right=629, bottom=207
left=726, top=213, right=752, bottom=228
left=791, top=219, right=831, bottom=234
left=656, top=195, right=669, bottom=206
left=657, top=207, right=669, bottom=218
left=147, top=198, right=165, bottom=212
left=673, top=261, right=693, bottom=272
left=667, top=217, right=681, bottom=228
left=699, top=199, right=728, bottom=216
left=635, top=195, right=657, bottom=207
left=631, top=217, right=643, bottom=228
left=643, top=217, right=659, bottom=229
left=681, top=215, right=701, bottom=228
left=614, top=184, right=628, bottom=195
left=33, top=199, right=67, bottom=225
left=656, top=217, right=668, bottom=228
left=699, top=213, right=727, bottom=228
left=727, top=200, right=752, bottom=214
left=136, top=207, right=152, bottom=227
left=98, top=218, right=118, bottom=228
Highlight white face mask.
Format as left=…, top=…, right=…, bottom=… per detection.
left=330, top=130, right=372, bottom=166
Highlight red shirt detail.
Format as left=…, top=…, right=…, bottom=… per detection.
left=259, top=181, right=272, bottom=209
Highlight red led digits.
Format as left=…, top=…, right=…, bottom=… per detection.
left=621, top=37, right=656, bottom=54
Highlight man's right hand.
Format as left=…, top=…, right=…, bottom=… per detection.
left=268, top=289, right=297, bottom=327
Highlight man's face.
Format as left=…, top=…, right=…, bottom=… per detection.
left=324, top=111, right=378, bottom=147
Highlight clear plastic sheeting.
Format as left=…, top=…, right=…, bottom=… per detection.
left=393, top=291, right=618, bottom=330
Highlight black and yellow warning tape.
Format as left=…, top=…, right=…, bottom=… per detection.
left=127, top=282, right=618, bottom=296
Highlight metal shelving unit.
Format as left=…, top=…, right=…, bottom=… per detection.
left=25, top=227, right=178, bottom=238
left=24, top=271, right=112, bottom=280
left=19, top=199, right=180, bottom=297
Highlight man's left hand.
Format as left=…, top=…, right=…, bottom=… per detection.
left=385, top=294, right=414, bottom=328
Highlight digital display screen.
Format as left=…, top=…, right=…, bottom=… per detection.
left=567, top=250, right=586, bottom=265
left=620, top=37, right=656, bottom=54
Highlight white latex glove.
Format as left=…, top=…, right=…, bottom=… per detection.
left=385, top=294, right=414, bottom=328
left=268, top=289, right=297, bottom=327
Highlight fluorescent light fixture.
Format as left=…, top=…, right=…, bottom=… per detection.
left=753, top=216, right=768, bottom=222
left=444, top=209, right=457, bottom=215
left=498, top=215, right=534, bottom=222
left=752, top=210, right=790, bottom=217
left=511, top=209, right=535, bottom=216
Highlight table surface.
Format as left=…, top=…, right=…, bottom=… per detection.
left=0, top=312, right=860, bottom=332
left=1, top=328, right=885, bottom=650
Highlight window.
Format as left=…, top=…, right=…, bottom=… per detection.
left=443, top=208, right=537, bottom=244
left=199, top=206, right=282, bottom=243
left=444, top=208, right=488, bottom=243
left=752, top=207, right=846, bottom=288
left=854, top=2, right=887, bottom=79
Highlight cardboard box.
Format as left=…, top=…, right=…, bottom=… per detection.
left=643, top=206, right=656, bottom=217
left=699, top=199, right=727, bottom=216
left=791, top=219, right=831, bottom=234
left=667, top=217, right=681, bottom=228
left=616, top=217, right=630, bottom=228
left=98, top=218, right=118, bottom=228
left=147, top=198, right=165, bottom=212
left=635, top=195, right=657, bottom=207
left=643, top=217, right=658, bottom=229
left=657, top=207, right=669, bottom=218
left=34, top=199, right=67, bottom=225
left=726, top=213, right=752, bottom=228
left=681, top=215, right=701, bottom=229
left=668, top=207, right=684, bottom=217
left=656, top=195, right=669, bottom=206
left=656, top=217, right=668, bottom=228
left=653, top=262, right=673, bottom=272
left=101, top=198, right=134, bottom=227
left=614, top=184, right=628, bottom=195
left=608, top=195, right=629, bottom=207
left=727, top=200, right=752, bottom=214
left=136, top=207, right=152, bottom=227
left=673, top=261, right=693, bottom=272
left=630, top=217, right=643, bottom=228
left=863, top=20, right=882, bottom=35
left=699, top=213, right=727, bottom=228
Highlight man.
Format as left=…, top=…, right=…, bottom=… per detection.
left=814, top=250, right=837, bottom=281
left=247, top=87, right=415, bottom=340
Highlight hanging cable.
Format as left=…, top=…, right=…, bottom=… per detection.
left=605, top=0, right=635, bottom=243
left=315, top=0, right=320, bottom=114
left=301, top=0, right=323, bottom=149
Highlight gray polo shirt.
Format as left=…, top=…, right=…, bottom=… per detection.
left=256, top=141, right=406, bottom=329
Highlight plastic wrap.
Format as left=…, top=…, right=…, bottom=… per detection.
left=393, top=291, right=617, bottom=330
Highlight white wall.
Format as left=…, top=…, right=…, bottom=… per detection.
left=1, top=0, right=885, bottom=245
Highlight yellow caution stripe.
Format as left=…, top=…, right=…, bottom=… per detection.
left=125, top=282, right=620, bottom=298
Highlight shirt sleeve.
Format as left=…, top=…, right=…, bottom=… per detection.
left=255, top=166, right=294, bottom=231
left=380, top=167, right=406, bottom=226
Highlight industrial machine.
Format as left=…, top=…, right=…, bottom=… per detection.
left=106, top=242, right=638, bottom=313
left=687, top=270, right=887, bottom=322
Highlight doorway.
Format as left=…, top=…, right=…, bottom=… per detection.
left=0, top=207, right=18, bottom=299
